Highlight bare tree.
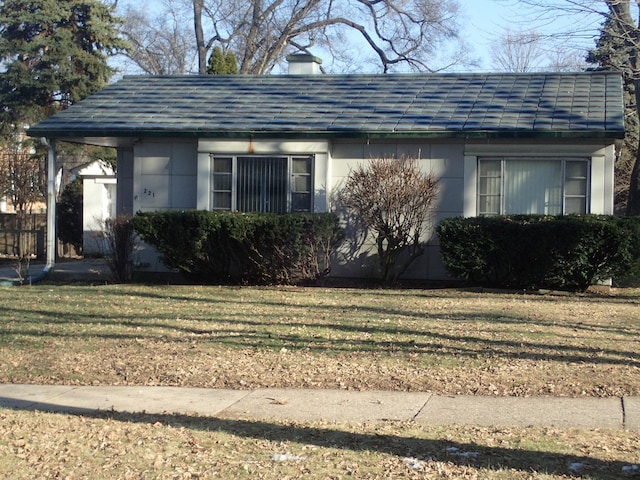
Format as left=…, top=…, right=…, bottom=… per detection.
left=492, top=29, right=545, bottom=72
left=119, top=0, right=195, bottom=74
left=515, top=1, right=640, bottom=214
left=118, top=0, right=470, bottom=75
left=491, top=28, right=589, bottom=72
left=546, top=45, right=590, bottom=71
left=0, top=143, right=45, bottom=216
left=0, top=140, right=46, bottom=267
left=339, top=156, right=438, bottom=285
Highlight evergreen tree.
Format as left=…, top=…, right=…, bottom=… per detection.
left=225, top=51, right=238, bottom=74
left=586, top=1, right=640, bottom=215
left=0, top=0, right=129, bottom=132
left=57, top=177, right=83, bottom=253
left=206, top=46, right=238, bottom=74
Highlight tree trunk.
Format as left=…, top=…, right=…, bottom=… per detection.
left=627, top=78, right=640, bottom=215
left=193, top=0, right=207, bottom=74
left=628, top=144, right=640, bottom=215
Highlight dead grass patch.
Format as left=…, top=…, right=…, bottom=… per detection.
left=0, top=285, right=639, bottom=396
left=2, top=285, right=640, bottom=478
left=1, top=408, right=639, bottom=479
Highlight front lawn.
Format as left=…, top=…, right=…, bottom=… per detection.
left=2, top=285, right=640, bottom=479
left=1, top=285, right=639, bottom=397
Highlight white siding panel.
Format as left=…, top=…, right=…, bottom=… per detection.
left=604, top=145, right=615, bottom=215
left=138, top=174, right=170, bottom=209
left=172, top=142, right=198, bottom=175
left=314, top=152, right=329, bottom=213
left=135, top=140, right=198, bottom=211
left=463, top=155, right=477, bottom=217
left=331, top=142, right=365, bottom=160
left=430, top=144, right=464, bottom=177
left=198, top=139, right=328, bottom=154
left=197, top=152, right=211, bottom=210
left=436, top=177, right=465, bottom=215
left=465, top=143, right=608, bottom=157
left=364, top=142, right=401, bottom=159
left=139, top=143, right=171, bottom=174
left=116, top=148, right=134, bottom=216
left=590, top=155, right=606, bottom=214
left=395, top=143, right=431, bottom=160
left=171, top=175, right=197, bottom=209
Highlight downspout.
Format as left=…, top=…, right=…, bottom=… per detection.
left=2, top=138, right=57, bottom=285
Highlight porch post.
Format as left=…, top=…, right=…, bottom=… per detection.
left=45, top=138, right=56, bottom=271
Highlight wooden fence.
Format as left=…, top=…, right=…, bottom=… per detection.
left=0, top=213, right=46, bottom=258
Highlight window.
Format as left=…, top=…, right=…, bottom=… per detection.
left=478, top=158, right=589, bottom=215
left=211, top=155, right=313, bottom=213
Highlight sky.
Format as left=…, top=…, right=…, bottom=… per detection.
left=113, top=0, right=611, bottom=75
left=458, top=0, right=603, bottom=72
left=462, top=0, right=513, bottom=69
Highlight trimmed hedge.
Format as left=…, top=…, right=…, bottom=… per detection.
left=132, top=210, right=343, bottom=285
left=436, top=215, right=640, bottom=291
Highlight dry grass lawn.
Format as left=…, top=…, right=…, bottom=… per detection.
left=1, top=285, right=639, bottom=396
left=1, top=284, right=640, bottom=479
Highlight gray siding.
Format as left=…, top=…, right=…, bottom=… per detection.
left=116, top=148, right=134, bottom=216
left=122, top=137, right=617, bottom=283
left=134, top=140, right=197, bottom=212
left=330, top=140, right=465, bottom=280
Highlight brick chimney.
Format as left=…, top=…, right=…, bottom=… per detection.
left=286, top=53, right=322, bottom=74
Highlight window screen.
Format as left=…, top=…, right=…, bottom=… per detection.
left=211, top=155, right=313, bottom=213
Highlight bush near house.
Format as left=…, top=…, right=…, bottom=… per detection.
left=103, top=215, right=136, bottom=283
left=437, top=215, right=640, bottom=291
left=56, top=178, right=83, bottom=254
left=132, top=210, right=343, bottom=285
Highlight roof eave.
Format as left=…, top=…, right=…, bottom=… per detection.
left=27, top=127, right=626, bottom=142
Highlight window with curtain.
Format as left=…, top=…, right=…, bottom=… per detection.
left=478, top=158, right=589, bottom=216
left=211, top=155, right=314, bottom=213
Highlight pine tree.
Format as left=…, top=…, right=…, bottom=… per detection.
left=0, top=0, right=129, bottom=132
left=225, top=51, right=238, bottom=74
left=207, top=46, right=238, bottom=74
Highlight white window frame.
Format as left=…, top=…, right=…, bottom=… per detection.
left=211, top=154, right=314, bottom=213
left=477, top=157, right=591, bottom=216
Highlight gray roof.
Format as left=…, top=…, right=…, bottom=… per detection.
left=28, top=72, right=625, bottom=143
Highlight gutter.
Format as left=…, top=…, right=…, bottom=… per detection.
left=1, top=138, right=56, bottom=286
left=27, top=128, right=628, bottom=142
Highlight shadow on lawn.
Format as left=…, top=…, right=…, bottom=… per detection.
left=91, top=284, right=640, bottom=337
left=0, top=398, right=633, bottom=479
left=2, top=300, right=640, bottom=369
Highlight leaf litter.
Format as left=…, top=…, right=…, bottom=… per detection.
left=2, top=285, right=640, bottom=477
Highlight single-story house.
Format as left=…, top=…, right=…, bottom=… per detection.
left=28, top=55, right=625, bottom=281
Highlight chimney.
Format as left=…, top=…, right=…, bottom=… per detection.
left=286, top=53, right=322, bottom=74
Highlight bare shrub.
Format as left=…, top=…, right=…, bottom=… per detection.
left=103, top=215, right=135, bottom=283
left=339, top=156, right=438, bottom=285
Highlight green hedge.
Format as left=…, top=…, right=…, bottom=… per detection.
left=132, top=211, right=343, bottom=285
left=436, top=215, right=640, bottom=291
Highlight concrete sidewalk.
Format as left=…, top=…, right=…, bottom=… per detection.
left=0, top=384, right=638, bottom=430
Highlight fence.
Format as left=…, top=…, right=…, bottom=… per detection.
left=0, top=213, right=46, bottom=258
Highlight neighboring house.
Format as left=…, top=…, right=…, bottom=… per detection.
left=66, top=160, right=116, bottom=255
left=27, top=55, right=625, bottom=281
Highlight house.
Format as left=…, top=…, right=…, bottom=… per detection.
left=27, top=55, right=625, bottom=281
left=65, top=160, right=116, bottom=255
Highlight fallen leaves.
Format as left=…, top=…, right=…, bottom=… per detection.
left=3, top=410, right=639, bottom=479
left=1, top=285, right=640, bottom=398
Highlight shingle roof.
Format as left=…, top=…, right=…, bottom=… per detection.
left=27, top=72, right=625, bottom=141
